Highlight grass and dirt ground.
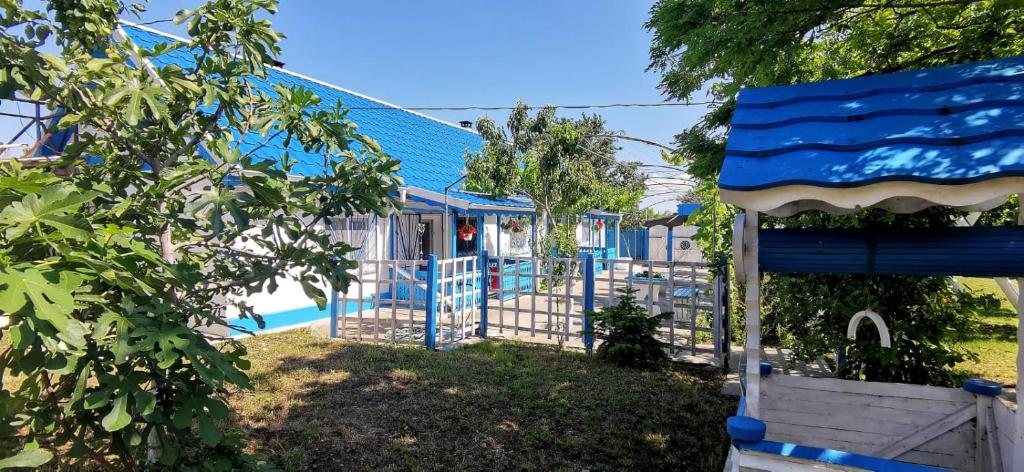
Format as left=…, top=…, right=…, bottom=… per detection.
left=229, top=330, right=736, bottom=471
left=957, top=277, right=1019, bottom=385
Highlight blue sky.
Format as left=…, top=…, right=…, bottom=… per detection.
left=7, top=1, right=709, bottom=211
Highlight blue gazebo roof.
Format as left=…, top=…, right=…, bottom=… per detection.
left=720, top=56, right=1024, bottom=216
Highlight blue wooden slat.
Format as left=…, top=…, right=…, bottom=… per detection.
left=738, top=55, right=1024, bottom=107
left=719, top=138, right=1024, bottom=190
left=727, top=106, right=1024, bottom=156
left=736, top=440, right=948, bottom=471
left=479, top=250, right=489, bottom=338
left=582, top=254, right=595, bottom=354
left=424, top=255, right=439, bottom=350
left=759, top=226, right=1024, bottom=277
left=734, top=81, right=1024, bottom=128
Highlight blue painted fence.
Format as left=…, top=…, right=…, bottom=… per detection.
left=619, top=227, right=649, bottom=260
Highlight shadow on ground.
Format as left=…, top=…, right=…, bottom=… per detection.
left=229, top=330, right=735, bottom=472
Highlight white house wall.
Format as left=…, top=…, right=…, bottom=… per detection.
left=648, top=225, right=702, bottom=263
left=484, top=214, right=498, bottom=255
left=484, top=214, right=532, bottom=258
left=227, top=216, right=387, bottom=322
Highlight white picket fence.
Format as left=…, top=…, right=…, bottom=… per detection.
left=328, top=254, right=729, bottom=365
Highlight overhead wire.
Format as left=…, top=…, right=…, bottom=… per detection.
left=346, top=101, right=722, bottom=111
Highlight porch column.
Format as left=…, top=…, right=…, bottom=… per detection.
left=610, top=217, right=618, bottom=253
left=743, top=211, right=762, bottom=418
left=530, top=214, right=537, bottom=256
left=476, top=214, right=485, bottom=256
left=388, top=214, right=396, bottom=259
left=666, top=226, right=674, bottom=262
left=450, top=212, right=457, bottom=258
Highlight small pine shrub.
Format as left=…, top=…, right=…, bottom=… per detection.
left=587, top=288, right=670, bottom=368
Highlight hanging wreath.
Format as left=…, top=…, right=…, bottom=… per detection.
left=457, top=224, right=477, bottom=241
left=593, top=220, right=604, bottom=231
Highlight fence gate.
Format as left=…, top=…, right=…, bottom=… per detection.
left=432, top=256, right=482, bottom=349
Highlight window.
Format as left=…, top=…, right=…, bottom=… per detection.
left=328, top=215, right=379, bottom=261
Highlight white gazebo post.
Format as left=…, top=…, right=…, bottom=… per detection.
left=743, top=210, right=762, bottom=418
left=1016, top=195, right=1023, bottom=472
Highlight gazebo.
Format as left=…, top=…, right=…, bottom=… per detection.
left=721, top=56, right=1024, bottom=471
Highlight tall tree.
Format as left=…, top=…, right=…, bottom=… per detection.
left=646, top=0, right=1021, bottom=383
left=0, top=1, right=399, bottom=468
left=465, top=102, right=644, bottom=255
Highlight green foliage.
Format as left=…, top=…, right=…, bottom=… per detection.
left=465, top=102, right=644, bottom=254
left=620, top=206, right=664, bottom=229
left=975, top=194, right=1020, bottom=226
left=646, top=0, right=1024, bottom=384
left=549, top=222, right=579, bottom=259
left=0, top=1, right=399, bottom=469
left=647, top=0, right=1024, bottom=263
left=587, top=288, right=670, bottom=368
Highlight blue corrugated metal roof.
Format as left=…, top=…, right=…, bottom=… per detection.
left=448, top=190, right=533, bottom=209
left=721, top=55, right=1024, bottom=191
left=122, top=24, right=531, bottom=210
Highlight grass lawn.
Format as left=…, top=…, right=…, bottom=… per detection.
left=958, top=277, right=1019, bottom=385
left=230, top=330, right=736, bottom=471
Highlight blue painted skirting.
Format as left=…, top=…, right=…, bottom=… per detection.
left=736, top=440, right=949, bottom=471
left=228, top=300, right=373, bottom=336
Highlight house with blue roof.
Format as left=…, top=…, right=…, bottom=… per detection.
left=46, top=23, right=620, bottom=328
left=111, top=23, right=621, bottom=266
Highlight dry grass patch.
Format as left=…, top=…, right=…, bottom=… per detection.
left=227, top=329, right=735, bottom=471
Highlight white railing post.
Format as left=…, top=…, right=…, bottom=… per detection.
left=743, top=211, right=762, bottom=418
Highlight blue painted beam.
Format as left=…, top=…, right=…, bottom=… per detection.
left=466, top=208, right=536, bottom=217
left=666, top=228, right=674, bottom=262
left=735, top=440, right=947, bottom=471
left=759, top=226, right=1024, bottom=277
left=450, top=212, right=457, bottom=258
left=582, top=253, right=595, bottom=354
left=424, top=255, right=439, bottom=350
left=479, top=250, right=489, bottom=337
left=388, top=214, right=396, bottom=259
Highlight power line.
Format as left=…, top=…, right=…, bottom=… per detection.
left=347, top=101, right=721, bottom=111
left=593, top=133, right=677, bottom=152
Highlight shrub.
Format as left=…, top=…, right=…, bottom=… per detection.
left=587, top=288, right=670, bottom=368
